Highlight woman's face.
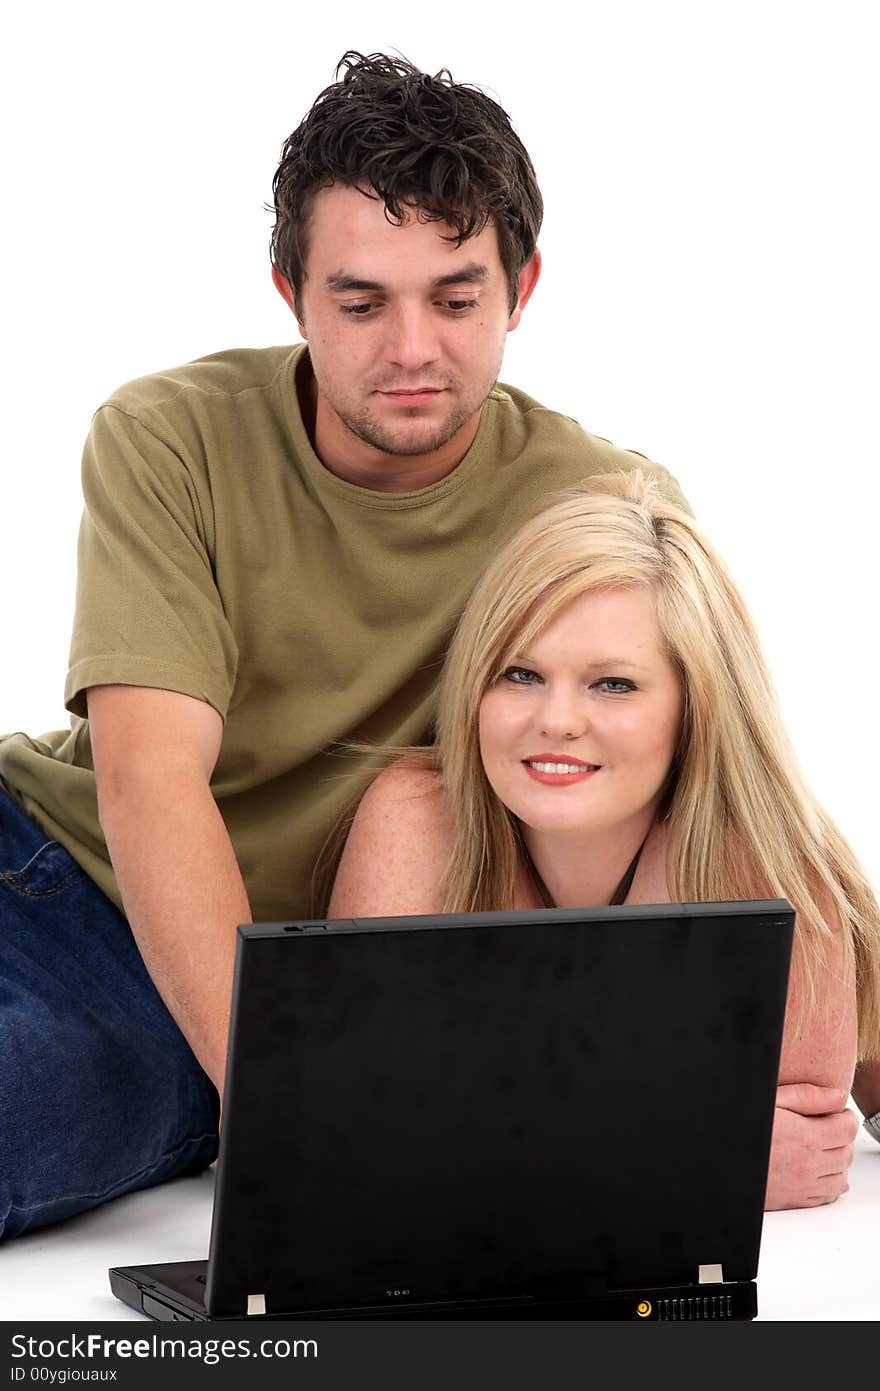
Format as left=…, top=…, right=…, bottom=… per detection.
left=478, top=585, right=684, bottom=841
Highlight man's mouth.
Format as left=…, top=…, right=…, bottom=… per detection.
left=377, top=387, right=446, bottom=403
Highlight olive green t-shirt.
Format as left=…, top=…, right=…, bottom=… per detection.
left=0, top=345, right=688, bottom=920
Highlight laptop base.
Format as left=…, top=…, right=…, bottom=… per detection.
left=110, top=1261, right=758, bottom=1322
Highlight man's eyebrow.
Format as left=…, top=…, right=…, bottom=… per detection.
left=432, top=263, right=490, bottom=289
left=325, top=273, right=383, bottom=292
left=324, top=263, right=491, bottom=293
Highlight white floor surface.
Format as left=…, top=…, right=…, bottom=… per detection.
left=1, top=1131, right=877, bottom=1322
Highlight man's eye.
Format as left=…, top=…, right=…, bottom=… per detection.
left=502, top=666, right=541, bottom=685
left=340, top=299, right=478, bottom=316
left=595, top=678, right=636, bottom=694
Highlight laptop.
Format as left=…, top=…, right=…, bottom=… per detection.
left=111, top=899, right=794, bottom=1321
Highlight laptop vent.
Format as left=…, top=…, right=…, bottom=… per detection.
left=656, top=1294, right=734, bottom=1320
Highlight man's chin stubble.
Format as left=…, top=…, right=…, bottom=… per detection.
left=338, top=403, right=476, bottom=459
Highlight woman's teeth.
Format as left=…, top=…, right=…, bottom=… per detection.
left=525, top=761, right=598, bottom=774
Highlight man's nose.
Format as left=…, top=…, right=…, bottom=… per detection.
left=381, top=304, right=442, bottom=370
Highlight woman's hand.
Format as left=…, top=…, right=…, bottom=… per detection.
left=765, top=1083, right=859, bottom=1209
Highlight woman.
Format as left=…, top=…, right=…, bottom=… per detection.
left=328, top=471, right=880, bottom=1210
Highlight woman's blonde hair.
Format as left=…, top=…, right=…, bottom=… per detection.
left=427, top=470, right=880, bottom=1058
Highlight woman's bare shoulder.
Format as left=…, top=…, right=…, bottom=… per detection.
left=328, top=762, right=454, bottom=918
left=356, top=762, right=453, bottom=828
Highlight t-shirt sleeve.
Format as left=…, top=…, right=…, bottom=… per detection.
left=64, top=404, right=239, bottom=720
left=634, top=456, right=693, bottom=516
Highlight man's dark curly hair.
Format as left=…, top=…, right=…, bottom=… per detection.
left=271, top=51, right=543, bottom=317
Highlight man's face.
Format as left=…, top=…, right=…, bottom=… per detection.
left=273, top=184, right=539, bottom=485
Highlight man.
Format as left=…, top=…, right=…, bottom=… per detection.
left=0, top=52, right=867, bottom=1239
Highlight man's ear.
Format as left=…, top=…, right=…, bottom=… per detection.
left=271, top=267, right=306, bottom=338
left=507, top=248, right=542, bottom=332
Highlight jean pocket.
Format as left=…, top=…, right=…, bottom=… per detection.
left=1, top=840, right=86, bottom=898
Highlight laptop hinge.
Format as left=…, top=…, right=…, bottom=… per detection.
left=247, top=1293, right=266, bottom=1316
left=698, top=1263, right=724, bottom=1284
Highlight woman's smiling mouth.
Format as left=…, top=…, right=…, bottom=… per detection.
left=522, top=755, right=600, bottom=785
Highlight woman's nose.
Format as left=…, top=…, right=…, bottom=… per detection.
left=536, top=688, right=587, bottom=741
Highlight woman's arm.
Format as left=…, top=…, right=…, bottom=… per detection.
left=765, top=908, right=859, bottom=1210
left=328, top=764, right=455, bottom=919
left=644, top=830, right=860, bottom=1210
left=778, top=903, right=858, bottom=1090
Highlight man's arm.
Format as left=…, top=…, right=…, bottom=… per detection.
left=88, top=684, right=251, bottom=1095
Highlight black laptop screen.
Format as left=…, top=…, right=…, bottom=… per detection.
left=206, top=901, right=793, bottom=1318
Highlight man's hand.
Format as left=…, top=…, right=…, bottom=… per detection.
left=765, top=1084, right=859, bottom=1210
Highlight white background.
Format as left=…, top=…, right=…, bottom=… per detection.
left=1, top=0, right=877, bottom=886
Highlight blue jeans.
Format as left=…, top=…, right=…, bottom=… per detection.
left=0, top=788, right=219, bottom=1238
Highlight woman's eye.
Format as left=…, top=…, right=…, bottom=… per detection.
left=502, top=666, right=541, bottom=685
left=595, top=678, right=636, bottom=694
